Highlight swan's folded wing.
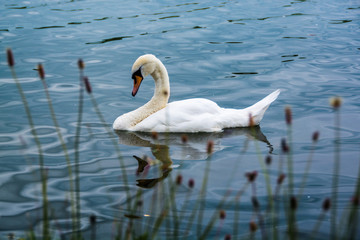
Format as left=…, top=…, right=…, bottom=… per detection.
left=132, top=98, right=224, bottom=132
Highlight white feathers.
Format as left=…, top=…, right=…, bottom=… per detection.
left=113, top=54, right=280, bottom=132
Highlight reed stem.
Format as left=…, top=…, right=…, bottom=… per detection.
left=7, top=50, right=50, bottom=240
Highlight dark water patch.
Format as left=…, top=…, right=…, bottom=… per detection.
left=68, top=21, right=91, bottom=25
left=117, top=15, right=139, bottom=20
left=282, top=54, right=299, bottom=58
left=175, top=2, right=199, bottom=7
left=188, top=7, right=211, bottom=12
left=347, top=6, right=360, bottom=10
left=329, top=19, right=352, bottom=24
left=51, top=8, right=84, bottom=12
left=209, top=41, right=243, bottom=44
left=258, top=17, right=271, bottom=21
left=34, top=26, right=66, bottom=30
left=86, top=36, right=133, bottom=44
left=232, top=72, right=258, bottom=75
left=283, top=36, right=307, bottom=39
left=94, top=17, right=109, bottom=21
left=159, top=15, right=180, bottom=20
left=7, top=6, right=30, bottom=9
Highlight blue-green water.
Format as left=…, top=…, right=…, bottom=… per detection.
left=1, top=0, right=360, bottom=239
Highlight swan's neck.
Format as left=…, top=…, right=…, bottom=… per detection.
left=151, top=60, right=170, bottom=100
left=126, top=61, right=170, bottom=128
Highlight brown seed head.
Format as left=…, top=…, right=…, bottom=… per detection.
left=322, top=198, right=331, bottom=211
left=38, top=64, right=45, bottom=80
left=281, top=138, right=289, bottom=153
left=151, top=131, right=158, bottom=140
left=245, top=171, right=258, bottom=182
left=312, top=131, right=320, bottom=142
left=265, top=155, right=272, bottom=165
left=285, top=106, right=292, bottom=125
left=176, top=174, right=182, bottom=185
left=78, top=59, right=85, bottom=70
left=277, top=173, right=286, bottom=185
left=89, top=214, right=96, bottom=225
left=188, top=178, right=194, bottom=188
left=330, top=97, right=342, bottom=109
left=219, top=210, right=226, bottom=219
left=352, top=196, right=359, bottom=206
left=207, top=140, right=214, bottom=155
left=290, top=196, right=297, bottom=210
left=181, top=134, right=188, bottom=144
left=224, top=234, right=232, bottom=240
left=249, top=221, right=258, bottom=232
left=6, top=48, right=15, bottom=67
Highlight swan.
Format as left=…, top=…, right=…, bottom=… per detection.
left=113, top=54, right=280, bottom=132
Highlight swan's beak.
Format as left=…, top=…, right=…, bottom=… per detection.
left=132, top=75, right=143, bottom=97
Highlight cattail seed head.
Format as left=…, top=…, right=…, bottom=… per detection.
left=330, top=96, right=342, bottom=109
left=352, top=196, right=359, bottom=206
left=181, top=134, right=188, bottom=144
left=246, top=171, right=258, bottom=182
left=151, top=131, right=158, bottom=140
left=38, top=64, right=45, bottom=80
left=312, top=131, right=320, bottom=142
left=290, top=196, right=297, bottom=210
left=83, top=76, right=92, bottom=94
left=207, top=140, right=214, bottom=155
left=78, top=59, right=85, bottom=70
left=188, top=179, right=194, bottom=188
left=89, top=214, right=96, bottom=225
left=176, top=174, right=182, bottom=185
left=219, top=210, right=226, bottom=219
left=285, top=106, right=292, bottom=125
left=6, top=48, right=15, bottom=67
left=249, top=221, right=258, bottom=232
left=277, top=173, right=286, bottom=185
left=224, top=234, right=231, bottom=240
left=322, top=198, right=331, bottom=211
left=281, top=138, right=289, bottom=153
left=265, top=155, right=272, bottom=165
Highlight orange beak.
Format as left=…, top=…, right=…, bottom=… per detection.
left=132, top=74, right=143, bottom=96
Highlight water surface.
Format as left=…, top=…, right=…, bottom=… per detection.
left=1, top=0, right=360, bottom=239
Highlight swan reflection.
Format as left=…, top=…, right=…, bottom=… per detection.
left=115, top=126, right=272, bottom=188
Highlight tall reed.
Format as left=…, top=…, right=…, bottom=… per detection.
left=6, top=48, right=50, bottom=240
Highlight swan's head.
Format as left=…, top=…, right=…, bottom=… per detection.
left=131, top=54, right=160, bottom=97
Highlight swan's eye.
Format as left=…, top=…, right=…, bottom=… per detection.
left=132, top=68, right=143, bottom=81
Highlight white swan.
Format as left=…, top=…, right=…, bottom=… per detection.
left=113, top=54, right=280, bottom=132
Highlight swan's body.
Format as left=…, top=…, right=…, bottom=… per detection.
left=113, top=54, right=280, bottom=132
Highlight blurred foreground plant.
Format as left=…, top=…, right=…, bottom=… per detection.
left=5, top=48, right=360, bottom=240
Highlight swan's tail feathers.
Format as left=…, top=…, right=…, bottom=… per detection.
left=246, top=89, right=281, bottom=125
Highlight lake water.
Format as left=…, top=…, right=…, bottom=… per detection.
left=1, top=0, right=360, bottom=239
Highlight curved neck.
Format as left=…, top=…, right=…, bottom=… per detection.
left=127, top=60, right=170, bottom=127
left=150, top=59, right=170, bottom=102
